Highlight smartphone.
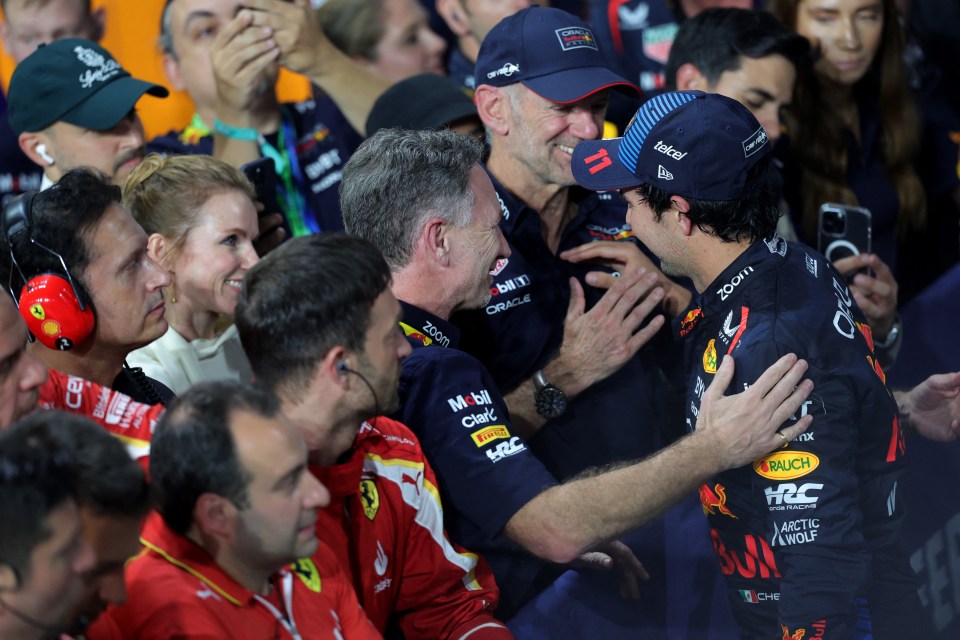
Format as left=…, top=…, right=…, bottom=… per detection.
left=818, top=203, right=872, bottom=263
left=241, top=157, right=277, bottom=215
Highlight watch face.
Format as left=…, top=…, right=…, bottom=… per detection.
left=535, top=385, right=567, bottom=419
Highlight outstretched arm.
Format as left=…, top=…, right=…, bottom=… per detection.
left=896, top=371, right=960, bottom=442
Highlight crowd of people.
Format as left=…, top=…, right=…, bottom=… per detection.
left=0, top=1, right=958, bottom=639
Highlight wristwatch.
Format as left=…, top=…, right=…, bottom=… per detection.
left=533, top=369, right=567, bottom=419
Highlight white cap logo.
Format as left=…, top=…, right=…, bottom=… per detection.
left=657, top=165, right=674, bottom=181
left=74, top=46, right=121, bottom=89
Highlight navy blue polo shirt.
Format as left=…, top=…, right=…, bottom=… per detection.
left=393, top=301, right=560, bottom=619
left=453, top=170, right=682, bottom=480
left=148, top=97, right=361, bottom=237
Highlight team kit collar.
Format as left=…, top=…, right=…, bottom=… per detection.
left=697, top=235, right=787, bottom=316
left=141, top=516, right=283, bottom=607
left=399, top=301, right=460, bottom=350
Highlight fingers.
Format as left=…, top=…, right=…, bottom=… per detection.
left=560, top=240, right=630, bottom=264
left=864, top=253, right=894, bottom=283
left=702, top=354, right=736, bottom=403
left=583, top=270, right=619, bottom=290
left=831, top=253, right=868, bottom=275
left=748, top=353, right=802, bottom=399
left=776, top=416, right=812, bottom=446
left=565, top=277, right=586, bottom=323
left=926, top=371, right=960, bottom=394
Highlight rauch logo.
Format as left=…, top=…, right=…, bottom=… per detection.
left=753, top=451, right=820, bottom=480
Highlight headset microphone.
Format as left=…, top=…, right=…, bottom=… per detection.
left=337, top=361, right=381, bottom=417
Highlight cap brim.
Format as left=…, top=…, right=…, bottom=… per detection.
left=572, top=138, right=642, bottom=191
left=523, top=66, right=639, bottom=104
left=60, top=77, right=168, bottom=131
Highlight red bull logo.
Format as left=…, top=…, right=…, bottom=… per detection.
left=679, top=308, right=702, bottom=337
left=855, top=321, right=875, bottom=352
left=399, top=321, right=432, bottom=346
left=781, top=625, right=805, bottom=640
left=866, top=354, right=886, bottom=384
left=699, top=483, right=738, bottom=519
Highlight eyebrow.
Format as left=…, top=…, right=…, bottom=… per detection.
left=272, top=463, right=305, bottom=491
left=747, top=88, right=777, bottom=103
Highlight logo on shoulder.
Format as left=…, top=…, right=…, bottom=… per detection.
left=490, top=258, right=509, bottom=276
left=290, top=558, right=322, bottom=593
left=742, top=127, right=768, bottom=158
left=702, top=339, right=718, bottom=374
left=763, top=234, right=787, bottom=256
left=754, top=451, right=820, bottom=480
left=359, top=479, right=379, bottom=521
left=447, top=389, right=493, bottom=412
left=555, top=27, right=598, bottom=52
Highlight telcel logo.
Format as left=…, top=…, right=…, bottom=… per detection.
left=754, top=451, right=820, bottom=480
left=654, top=140, right=687, bottom=160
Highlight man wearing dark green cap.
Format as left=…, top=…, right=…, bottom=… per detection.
left=8, top=38, right=168, bottom=189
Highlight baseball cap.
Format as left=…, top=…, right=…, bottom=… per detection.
left=572, top=91, right=772, bottom=200
left=475, top=6, right=638, bottom=104
left=366, top=74, right=479, bottom=136
left=8, top=38, right=169, bottom=134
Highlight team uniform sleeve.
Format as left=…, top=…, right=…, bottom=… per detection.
left=369, top=419, right=512, bottom=639
left=311, top=544, right=383, bottom=639
left=735, top=341, right=869, bottom=639
left=38, top=370, right=161, bottom=463
left=396, top=350, right=557, bottom=539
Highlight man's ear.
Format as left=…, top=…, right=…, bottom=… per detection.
left=420, top=216, right=451, bottom=267
left=162, top=50, right=186, bottom=92
left=193, top=493, right=233, bottom=539
left=474, top=85, right=509, bottom=135
left=18, top=132, right=53, bottom=169
left=147, top=233, right=169, bottom=265
left=90, top=7, right=107, bottom=42
left=671, top=195, right=694, bottom=236
left=0, top=564, right=19, bottom=591
left=674, top=63, right=707, bottom=92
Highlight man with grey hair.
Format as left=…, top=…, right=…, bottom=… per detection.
left=341, top=127, right=816, bottom=618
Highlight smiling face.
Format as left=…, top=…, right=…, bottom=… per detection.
left=165, top=190, right=259, bottom=318
left=504, top=87, right=609, bottom=190
left=449, top=165, right=511, bottom=311
left=365, top=0, right=446, bottom=82
left=228, top=410, right=330, bottom=571
left=795, top=0, right=884, bottom=86
left=80, top=203, right=171, bottom=352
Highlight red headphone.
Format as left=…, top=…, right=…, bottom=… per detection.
left=2, top=192, right=95, bottom=351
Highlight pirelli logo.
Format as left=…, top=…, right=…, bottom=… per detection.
left=471, top=425, right=511, bottom=447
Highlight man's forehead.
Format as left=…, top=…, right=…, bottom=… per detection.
left=171, top=0, right=242, bottom=27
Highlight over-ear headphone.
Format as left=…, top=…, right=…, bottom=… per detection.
left=35, top=144, right=54, bottom=166
left=2, top=192, right=95, bottom=351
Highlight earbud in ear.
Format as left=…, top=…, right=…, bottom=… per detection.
left=336, top=360, right=349, bottom=374
left=35, top=144, right=54, bottom=166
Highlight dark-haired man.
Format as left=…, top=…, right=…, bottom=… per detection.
left=573, top=89, right=930, bottom=640
left=235, top=234, right=513, bottom=639
left=7, top=38, right=168, bottom=189
left=6, top=411, right=150, bottom=636
left=0, top=419, right=94, bottom=640
left=0, top=169, right=173, bottom=404
left=91, top=381, right=381, bottom=639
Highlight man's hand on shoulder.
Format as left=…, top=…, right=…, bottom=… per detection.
left=695, top=354, right=813, bottom=469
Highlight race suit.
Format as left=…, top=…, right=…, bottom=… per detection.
left=679, top=234, right=926, bottom=639
left=87, top=519, right=381, bottom=639
left=311, top=416, right=513, bottom=639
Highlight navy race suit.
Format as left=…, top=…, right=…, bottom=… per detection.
left=453, top=171, right=681, bottom=480
left=148, top=97, right=361, bottom=237
left=394, top=301, right=561, bottom=620
left=678, top=234, right=925, bottom=640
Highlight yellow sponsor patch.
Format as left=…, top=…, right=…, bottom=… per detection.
left=703, top=339, right=718, bottom=374
left=471, top=425, right=511, bottom=447
left=753, top=451, right=819, bottom=480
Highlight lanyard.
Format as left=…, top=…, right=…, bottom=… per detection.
left=259, top=110, right=321, bottom=237
left=253, top=572, right=303, bottom=640
left=189, top=112, right=321, bottom=237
